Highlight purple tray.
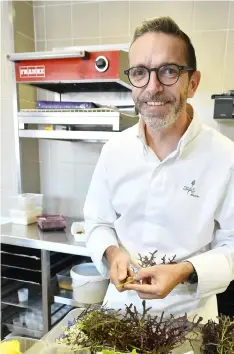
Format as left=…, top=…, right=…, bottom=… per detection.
left=36, top=101, right=96, bottom=109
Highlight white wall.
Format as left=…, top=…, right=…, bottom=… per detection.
left=1, top=1, right=18, bottom=217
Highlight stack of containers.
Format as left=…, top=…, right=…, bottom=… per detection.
left=9, top=193, right=43, bottom=225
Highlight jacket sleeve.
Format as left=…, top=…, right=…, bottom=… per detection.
left=83, top=143, right=119, bottom=279
left=187, top=166, right=234, bottom=298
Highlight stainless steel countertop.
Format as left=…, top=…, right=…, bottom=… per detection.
left=0, top=220, right=90, bottom=256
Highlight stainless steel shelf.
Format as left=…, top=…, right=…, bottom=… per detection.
left=1, top=292, right=42, bottom=310
left=19, top=129, right=120, bottom=140
left=1, top=278, right=41, bottom=309
left=1, top=250, right=40, bottom=260
left=1, top=222, right=90, bottom=256
left=1, top=279, right=63, bottom=312
left=18, top=111, right=120, bottom=130
left=1, top=263, right=41, bottom=272
left=1, top=275, right=40, bottom=285
left=54, top=288, right=102, bottom=308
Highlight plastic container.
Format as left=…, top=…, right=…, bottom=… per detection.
left=10, top=208, right=42, bottom=225
left=18, top=288, right=29, bottom=302
left=71, top=221, right=86, bottom=243
left=0, top=336, right=46, bottom=353
left=56, top=268, right=72, bottom=290
left=37, top=215, right=67, bottom=231
left=10, top=193, right=43, bottom=210
left=70, top=263, right=109, bottom=304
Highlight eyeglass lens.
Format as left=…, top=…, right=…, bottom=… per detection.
left=128, top=64, right=180, bottom=87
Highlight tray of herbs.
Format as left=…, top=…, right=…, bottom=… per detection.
left=54, top=250, right=234, bottom=354
left=55, top=300, right=202, bottom=354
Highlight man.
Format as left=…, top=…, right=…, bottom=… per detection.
left=84, top=17, right=234, bottom=322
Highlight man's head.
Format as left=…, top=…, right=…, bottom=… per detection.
left=126, top=17, right=200, bottom=131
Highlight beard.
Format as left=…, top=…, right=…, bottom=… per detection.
left=135, top=87, right=188, bottom=131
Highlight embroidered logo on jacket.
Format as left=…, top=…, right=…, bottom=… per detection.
left=183, top=180, right=200, bottom=198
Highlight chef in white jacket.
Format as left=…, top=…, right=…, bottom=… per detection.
left=84, top=16, right=234, bottom=322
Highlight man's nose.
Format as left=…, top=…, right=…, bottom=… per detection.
left=146, top=70, right=163, bottom=92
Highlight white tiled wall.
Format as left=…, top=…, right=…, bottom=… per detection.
left=32, top=0, right=234, bottom=218
left=1, top=1, right=18, bottom=216
left=38, top=139, right=103, bottom=218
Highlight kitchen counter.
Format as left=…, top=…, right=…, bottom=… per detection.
left=0, top=220, right=89, bottom=256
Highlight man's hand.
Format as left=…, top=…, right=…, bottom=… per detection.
left=105, top=246, right=134, bottom=292
left=124, top=262, right=194, bottom=299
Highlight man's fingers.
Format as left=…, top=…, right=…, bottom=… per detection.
left=110, top=261, right=130, bottom=291
left=110, top=262, right=118, bottom=284
left=134, top=267, right=156, bottom=281
left=117, top=261, right=128, bottom=282
left=124, top=282, right=156, bottom=294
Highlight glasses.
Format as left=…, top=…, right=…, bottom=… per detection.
left=124, top=63, right=195, bottom=88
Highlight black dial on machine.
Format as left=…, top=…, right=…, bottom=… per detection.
left=95, top=56, right=109, bottom=72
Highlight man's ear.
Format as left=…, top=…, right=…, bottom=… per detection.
left=187, top=71, right=201, bottom=98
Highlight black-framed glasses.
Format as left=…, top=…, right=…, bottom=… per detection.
left=124, top=63, right=195, bottom=88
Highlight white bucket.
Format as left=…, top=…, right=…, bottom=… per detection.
left=70, top=263, right=109, bottom=305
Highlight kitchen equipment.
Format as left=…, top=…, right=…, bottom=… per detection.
left=37, top=215, right=67, bottom=231
left=9, top=46, right=138, bottom=141
left=211, top=90, right=234, bottom=120
left=70, top=263, right=109, bottom=304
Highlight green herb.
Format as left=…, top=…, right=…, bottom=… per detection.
left=57, top=301, right=202, bottom=354
left=201, top=315, right=234, bottom=353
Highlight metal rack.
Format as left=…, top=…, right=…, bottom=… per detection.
left=1, top=241, right=88, bottom=338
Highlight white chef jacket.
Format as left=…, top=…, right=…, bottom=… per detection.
left=84, top=109, right=234, bottom=323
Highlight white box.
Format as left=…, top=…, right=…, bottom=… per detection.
left=10, top=208, right=42, bottom=225
left=10, top=193, right=43, bottom=210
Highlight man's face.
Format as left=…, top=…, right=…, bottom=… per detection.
left=129, top=32, right=199, bottom=131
